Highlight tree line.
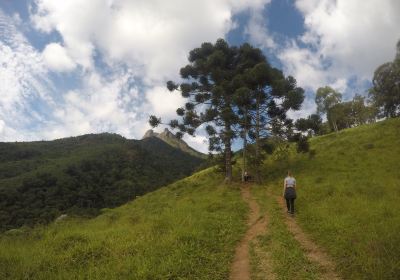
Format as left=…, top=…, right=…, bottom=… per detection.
left=295, top=40, right=400, bottom=136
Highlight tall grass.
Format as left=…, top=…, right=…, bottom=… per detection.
left=0, top=168, right=247, bottom=280
left=262, top=118, right=400, bottom=279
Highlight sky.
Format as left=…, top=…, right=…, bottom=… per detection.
left=0, top=0, right=399, bottom=152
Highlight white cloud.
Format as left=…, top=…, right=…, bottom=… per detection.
left=0, top=9, right=55, bottom=141
left=42, top=69, right=142, bottom=140
left=279, top=0, right=400, bottom=93
left=31, top=0, right=271, bottom=83
left=146, top=87, right=185, bottom=120
left=183, top=133, right=209, bottom=154
left=42, top=42, right=76, bottom=72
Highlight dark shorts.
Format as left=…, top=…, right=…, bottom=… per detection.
left=284, top=187, right=297, bottom=199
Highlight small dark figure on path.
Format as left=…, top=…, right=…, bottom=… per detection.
left=283, top=171, right=297, bottom=215
left=244, top=171, right=251, bottom=182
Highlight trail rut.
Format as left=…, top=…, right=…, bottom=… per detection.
left=229, top=185, right=269, bottom=280
left=276, top=196, right=342, bottom=280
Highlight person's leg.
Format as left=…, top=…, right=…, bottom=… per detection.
left=290, top=198, right=295, bottom=214
left=285, top=198, right=290, bottom=212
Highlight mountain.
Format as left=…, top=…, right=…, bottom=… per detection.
left=142, top=128, right=207, bottom=158
left=0, top=133, right=205, bottom=231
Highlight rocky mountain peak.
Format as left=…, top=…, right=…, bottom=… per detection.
left=142, top=129, right=158, bottom=139
left=160, top=128, right=175, bottom=138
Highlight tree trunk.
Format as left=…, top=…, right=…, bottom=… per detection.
left=224, top=123, right=232, bottom=183
left=242, top=111, right=248, bottom=182
left=333, top=120, right=338, bottom=133
left=255, top=93, right=261, bottom=184
left=328, top=110, right=338, bottom=133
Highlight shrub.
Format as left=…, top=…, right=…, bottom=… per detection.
left=308, top=149, right=316, bottom=159
left=297, top=136, right=309, bottom=153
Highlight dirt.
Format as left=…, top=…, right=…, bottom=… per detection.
left=229, top=185, right=271, bottom=280
left=276, top=197, right=342, bottom=280
left=251, top=239, right=276, bottom=280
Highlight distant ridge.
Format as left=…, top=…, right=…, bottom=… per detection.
left=142, top=128, right=206, bottom=159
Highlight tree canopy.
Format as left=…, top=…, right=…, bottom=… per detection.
left=370, top=40, right=400, bottom=118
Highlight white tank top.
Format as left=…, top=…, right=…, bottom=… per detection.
left=285, top=177, right=296, bottom=188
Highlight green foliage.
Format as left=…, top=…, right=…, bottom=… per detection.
left=315, top=88, right=377, bottom=134
left=0, top=169, right=247, bottom=280
left=296, top=136, right=309, bottom=153
left=295, top=114, right=322, bottom=136
left=0, top=134, right=204, bottom=231
left=315, top=86, right=342, bottom=132
left=370, top=40, right=400, bottom=118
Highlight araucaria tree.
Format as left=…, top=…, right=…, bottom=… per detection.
left=150, top=39, right=242, bottom=182
left=150, top=39, right=304, bottom=182
left=234, top=55, right=305, bottom=183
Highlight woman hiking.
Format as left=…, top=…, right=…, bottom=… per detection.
left=283, top=171, right=297, bottom=215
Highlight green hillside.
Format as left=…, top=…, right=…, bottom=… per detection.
left=1, top=118, right=399, bottom=279
left=0, top=169, right=247, bottom=280
left=259, top=117, right=400, bottom=279
left=0, top=133, right=204, bottom=231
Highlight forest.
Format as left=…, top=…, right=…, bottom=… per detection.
left=0, top=133, right=204, bottom=231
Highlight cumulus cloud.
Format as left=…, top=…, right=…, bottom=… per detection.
left=42, top=42, right=76, bottom=72
left=279, top=0, right=400, bottom=93
left=31, top=0, right=270, bottom=83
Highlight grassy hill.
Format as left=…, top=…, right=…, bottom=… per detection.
left=0, top=133, right=204, bottom=231
left=0, top=118, right=399, bottom=279
left=260, top=117, right=400, bottom=279
left=0, top=169, right=247, bottom=279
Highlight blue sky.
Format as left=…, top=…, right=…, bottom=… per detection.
left=0, top=0, right=399, bottom=152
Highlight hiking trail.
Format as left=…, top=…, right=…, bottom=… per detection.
left=229, top=185, right=272, bottom=280
left=276, top=196, right=342, bottom=280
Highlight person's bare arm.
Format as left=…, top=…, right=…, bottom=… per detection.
left=282, top=179, right=286, bottom=197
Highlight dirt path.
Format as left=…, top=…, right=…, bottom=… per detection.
left=276, top=197, right=342, bottom=280
left=229, top=185, right=270, bottom=280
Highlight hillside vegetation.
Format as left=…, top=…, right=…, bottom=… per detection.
left=0, top=169, right=246, bottom=280
left=260, top=117, right=400, bottom=279
left=0, top=133, right=204, bottom=231
left=0, top=118, right=399, bottom=279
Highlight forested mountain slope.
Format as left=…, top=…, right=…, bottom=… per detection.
left=0, top=133, right=204, bottom=231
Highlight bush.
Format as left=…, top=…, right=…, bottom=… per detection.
left=296, top=136, right=309, bottom=153
left=308, top=149, right=316, bottom=159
